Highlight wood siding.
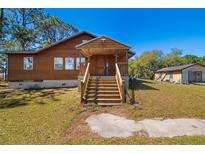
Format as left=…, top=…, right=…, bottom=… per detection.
left=78, top=36, right=130, bottom=50
left=8, top=34, right=95, bottom=81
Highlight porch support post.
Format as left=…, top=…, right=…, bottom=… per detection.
left=88, top=56, right=90, bottom=62
left=115, top=51, right=118, bottom=63
left=126, top=50, right=128, bottom=76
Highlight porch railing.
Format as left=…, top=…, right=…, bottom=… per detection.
left=79, top=62, right=87, bottom=76
left=80, top=62, right=90, bottom=103
left=115, top=63, right=125, bottom=103
left=117, top=62, right=128, bottom=76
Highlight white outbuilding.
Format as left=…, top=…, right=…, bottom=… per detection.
left=154, top=64, right=205, bottom=84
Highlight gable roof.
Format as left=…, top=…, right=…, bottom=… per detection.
left=76, top=35, right=131, bottom=49
left=156, top=63, right=202, bottom=73
left=5, top=31, right=97, bottom=54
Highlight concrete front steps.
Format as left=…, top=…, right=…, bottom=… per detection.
left=85, top=76, right=122, bottom=106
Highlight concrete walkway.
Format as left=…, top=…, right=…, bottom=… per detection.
left=86, top=113, right=205, bottom=138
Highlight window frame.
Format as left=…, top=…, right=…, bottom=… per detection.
left=23, top=57, right=33, bottom=70
left=76, top=57, right=86, bottom=70
left=54, top=57, right=64, bottom=70
left=65, top=57, right=74, bottom=70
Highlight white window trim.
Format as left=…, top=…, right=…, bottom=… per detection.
left=65, top=57, right=74, bottom=70
left=23, top=57, right=33, bottom=70
left=54, top=57, right=64, bottom=70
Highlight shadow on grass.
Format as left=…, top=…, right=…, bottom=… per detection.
left=0, top=99, right=28, bottom=109
left=0, top=87, right=75, bottom=108
left=130, top=79, right=159, bottom=91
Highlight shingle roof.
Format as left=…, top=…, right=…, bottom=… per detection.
left=5, top=31, right=135, bottom=58
left=156, top=63, right=197, bottom=73
left=5, top=31, right=97, bottom=54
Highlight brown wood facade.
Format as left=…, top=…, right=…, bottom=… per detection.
left=7, top=33, right=95, bottom=81
left=7, top=32, right=134, bottom=81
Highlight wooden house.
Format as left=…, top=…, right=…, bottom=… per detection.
left=6, top=31, right=135, bottom=105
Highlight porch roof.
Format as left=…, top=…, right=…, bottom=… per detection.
left=76, top=36, right=133, bottom=57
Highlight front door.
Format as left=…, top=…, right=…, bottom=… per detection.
left=97, top=58, right=106, bottom=75
left=90, top=55, right=115, bottom=76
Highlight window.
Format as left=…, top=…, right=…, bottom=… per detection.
left=76, top=57, right=86, bottom=70
left=54, top=57, right=63, bottom=70
left=81, top=57, right=85, bottom=63
left=24, top=57, right=33, bottom=70
left=76, top=57, right=80, bottom=70
left=65, top=57, right=74, bottom=70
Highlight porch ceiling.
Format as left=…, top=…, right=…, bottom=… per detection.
left=79, top=48, right=127, bottom=57
left=76, top=36, right=131, bottom=57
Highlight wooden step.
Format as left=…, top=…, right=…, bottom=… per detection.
left=87, top=98, right=122, bottom=103
left=86, top=90, right=119, bottom=94
left=89, top=81, right=117, bottom=84
left=98, top=102, right=122, bottom=106
left=83, top=76, right=122, bottom=106
left=88, top=87, right=118, bottom=90
left=89, top=82, right=117, bottom=85
left=89, top=79, right=116, bottom=82
left=89, top=79, right=116, bottom=81
left=89, top=84, right=118, bottom=87
left=90, top=76, right=115, bottom=80
left=85, top=102, right=122, bottom=106
left=86, top=94, right=120, bottom=99
left=87, top=93, right=120, bottom=97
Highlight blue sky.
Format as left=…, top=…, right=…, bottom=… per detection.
left=46, top=8, right=205, bottom=56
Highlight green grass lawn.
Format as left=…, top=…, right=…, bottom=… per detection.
left=1, top=80, right=205, bottom=144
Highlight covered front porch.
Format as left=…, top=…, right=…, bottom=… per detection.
left=76, top=36, right=134, bottom=105
left=77, top=36, right=133, bottom=77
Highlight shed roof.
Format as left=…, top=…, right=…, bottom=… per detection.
left=156, top=63, right=198, bottom=73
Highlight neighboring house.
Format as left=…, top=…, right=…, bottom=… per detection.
left=6, top=31, right=135, bottom=105
left=154, top=64, right=205, bottom=84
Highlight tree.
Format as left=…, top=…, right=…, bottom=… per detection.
left=199, top=56, right=205, bottom=66
left=38, top=14, right=78, bottom=47
left=129, top=47, right=205, bottom=79
left=181, top=54, right=201, bottom=64
left=9, top=9, right=46, bottom=50
left=0, top=8, right=4, bottom=39
left=162, top=48, right=183, bottom=67
left=0, top=53, right=7, bottom=80
left=129, top=50, right=163, bottom=79
left=1, top=8, right=79, bottom=51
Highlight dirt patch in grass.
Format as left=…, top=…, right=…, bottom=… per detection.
left=62, top=105, right=138, bottom=140
left=62, top=110, right=98, bottom=139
